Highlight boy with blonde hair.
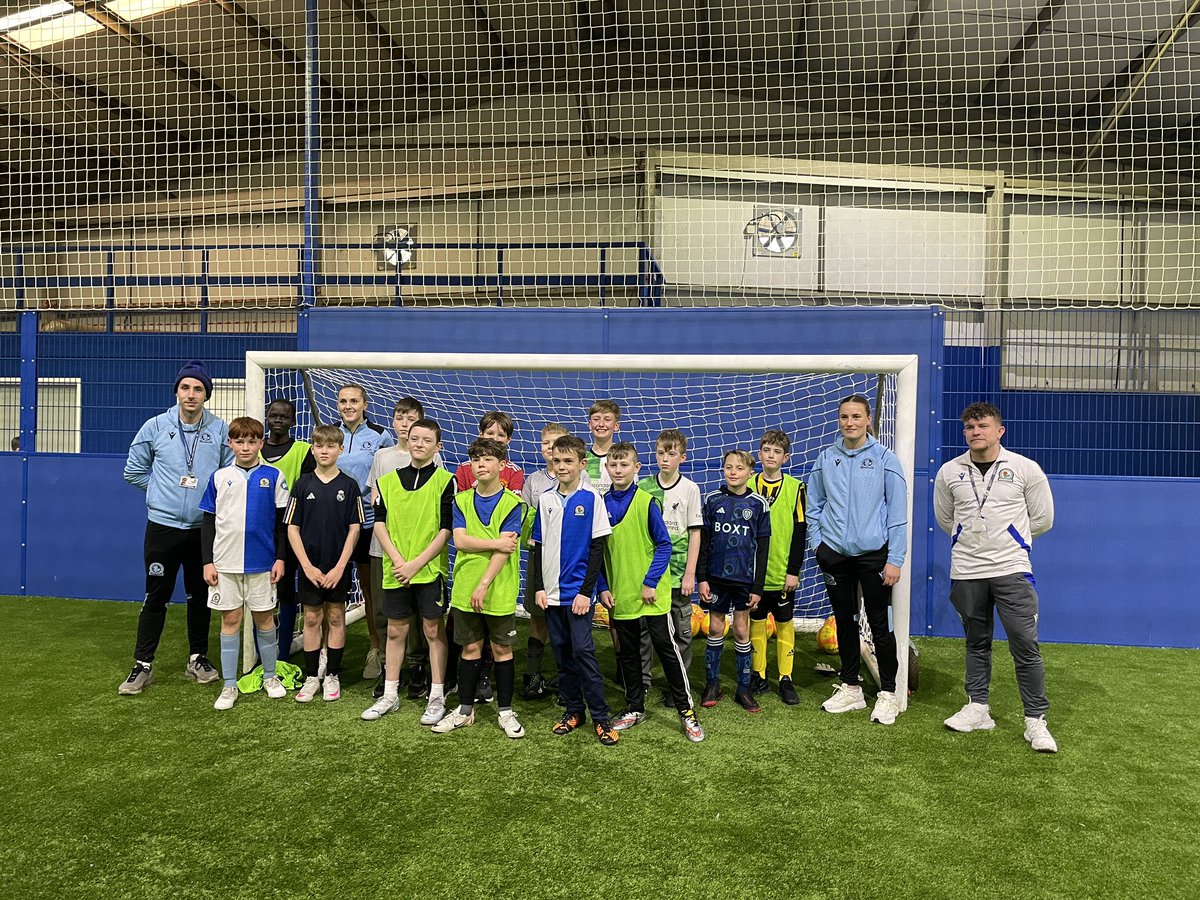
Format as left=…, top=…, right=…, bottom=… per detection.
left=749, top=429, right=808, bottom=705
left=200, top=416, right=290, bottom=710
left=519, top=422, right=578, bottom=699
left=585, top=399, right=621, bottom=495
left=637, top=428, right=702, bottom=707
left=599, top=443, right=704, bottom=742
left=530, top=434, right=617, bottom=744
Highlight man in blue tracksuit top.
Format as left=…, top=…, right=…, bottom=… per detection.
left=806, top=394, right=908, bottom=724
left=118, top=361, right=233, bottom=696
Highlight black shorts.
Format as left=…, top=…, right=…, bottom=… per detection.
left=298, top=571, right=353, bottom=608
left=382, top=578, right=446, bottom=621
left=452, top=608, right=518, bottom=647
left=750, top=589, right=796, bottom=622
left=707, top=577, right=752, bottom=614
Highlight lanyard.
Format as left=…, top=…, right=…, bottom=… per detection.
left=967, top=463, right=1000, bottom=515
left=178, top=418, right=200, bottom=476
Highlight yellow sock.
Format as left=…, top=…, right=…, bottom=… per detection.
left=749, top=618, right=768, bottom=677
left=776, top=619, right=795, bottom=679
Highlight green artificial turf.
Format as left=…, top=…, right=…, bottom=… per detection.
left=2, top=595, right=1197, bottom=900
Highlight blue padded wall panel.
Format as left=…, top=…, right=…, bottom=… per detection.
left=1032, top=476, right=1195, bottom=647
left=307, top=307, right=610, bottom=355
left=924, top=474, right=1197, bottom=648
left=0, top=455, right=23, bottom=594
left=24, top=454, right=160, bottom=602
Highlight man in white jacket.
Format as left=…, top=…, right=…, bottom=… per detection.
left=934, top=402, right=1058, bottom=753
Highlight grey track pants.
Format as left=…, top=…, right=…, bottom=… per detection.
left=950, top=573, right=1048, bottom=717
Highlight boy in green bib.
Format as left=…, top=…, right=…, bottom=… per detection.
left=433, top=438, right=526, bottom=738
left=362, top=418, right=455, bottom=727
left=597, top=443, right=704, bottom=743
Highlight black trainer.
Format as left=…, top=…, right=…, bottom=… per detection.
left=373, top=674, right=385, bottom=700
left=701, top=681, right=724, bottom=708
left=734, top=690, right=763, bottom=713
left=407, top=664, right=428, bottom=700
left=476, top=670, right=494, bottom=703
left=748, top=673, right=770, bottom=695
left=522, top=673, right=547, bottom=701
left=778, top=676, right=800, bottom=706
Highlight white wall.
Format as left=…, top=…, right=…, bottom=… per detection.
left=1009, top=214, right=1123, bottom=303
left=825, top=206, right=985, bottom=296
left=656, top=197, right=820, bottom=290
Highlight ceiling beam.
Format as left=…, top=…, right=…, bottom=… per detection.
left=1076, top=0, right=1200, bottom=168
left=339, top=0, right=428, bottom=88
left=67, top=0, right=273, bottom=129
left=462, top=0, right=515, bottom=67
left=204, top=0, right=348, bottom=105
left=976, top=0, right=1070, bottom=105
left=0, top=38, right=189, bottom=151
left=0, top=105, right=127, bottom=167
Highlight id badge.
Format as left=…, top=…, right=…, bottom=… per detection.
left=180, top=474, right=199, bottom=489
left=970, top=517, right=985, bottom=534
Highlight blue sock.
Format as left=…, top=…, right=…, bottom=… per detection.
left=219, top=632, right=240, bottom=688
left=705, top=636, right=725, bottom=684
left=734, top=641, right=752, bottom=692
left=256, top=627, right=279, bottom=680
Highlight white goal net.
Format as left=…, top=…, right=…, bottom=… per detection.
left=247, top=351, right=919, bottom=704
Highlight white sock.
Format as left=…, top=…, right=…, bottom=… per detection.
left=384, top=679, right=399, bottom=701
left=429, top=683, right=444, bottom=701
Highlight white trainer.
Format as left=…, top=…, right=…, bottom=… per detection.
left=361, top=696, right=399, bottom=721
left=498, top=710, right=526, bottom=739
left=1024, top=715, right=1058, bottom=753
left=944, top=702, right=996, bottom=732
left=263, top=676, right=286, bottom=699
left=821, top=683, right=867, bottom=714
left=295, top=676, right=321, bottom=703
left=431, top=709, right=475, bottom=734
left=420, top=697, right=447, bottom=726
left=322, top=674, right=341, bottom=702
left=213, top=685, right=238, bottom=711
left=870, top=691, right=900, bottom=725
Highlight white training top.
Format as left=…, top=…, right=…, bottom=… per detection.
left=933, top=446, right=1054, bottom=581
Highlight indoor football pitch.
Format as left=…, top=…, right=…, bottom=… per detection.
left=2, top=595, right=1196, bottom=900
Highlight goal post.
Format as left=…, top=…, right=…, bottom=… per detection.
left=245, top=350, right=920, bottom=710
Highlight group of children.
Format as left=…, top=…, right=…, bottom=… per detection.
left=201, top=395, right=820, bottom=746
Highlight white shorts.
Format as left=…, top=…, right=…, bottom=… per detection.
left=207, top=572, right=277, bottom=613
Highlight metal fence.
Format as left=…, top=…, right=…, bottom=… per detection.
left=3, top=303, right=1198, bottom=477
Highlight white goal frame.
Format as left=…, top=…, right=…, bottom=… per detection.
left=245, top=351, right=920, bottom=710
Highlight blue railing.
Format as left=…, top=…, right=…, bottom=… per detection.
left=2, top=241, right=667, bottom=325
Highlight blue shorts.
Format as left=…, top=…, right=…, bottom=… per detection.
left=707, top=577, right=752, bottom=614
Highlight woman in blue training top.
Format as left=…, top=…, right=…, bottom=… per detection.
left=806, top=393, right=908, bottom=725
